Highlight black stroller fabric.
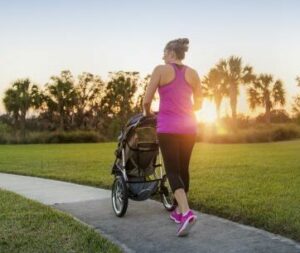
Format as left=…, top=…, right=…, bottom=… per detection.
left=113, top=113, right=160, bottom=201
left=127, top=176, right=159, bottom=201
left=116, top=113, right=159, bottom=177
left=125, top=127, right=158, bottom=177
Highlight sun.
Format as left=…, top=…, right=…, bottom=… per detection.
left=195, top=100, right=217, bottom=123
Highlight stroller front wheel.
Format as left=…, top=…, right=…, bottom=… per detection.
left=112, top=175, right=128, bottom=217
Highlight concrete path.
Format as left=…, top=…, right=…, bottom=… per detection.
left=0, top=172, right=299, bottom=253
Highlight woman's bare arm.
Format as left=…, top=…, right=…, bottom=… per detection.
left=142, top=65, right=161, bottom=116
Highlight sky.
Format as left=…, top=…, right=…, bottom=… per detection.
left=1, top=0, right=300, bottom=116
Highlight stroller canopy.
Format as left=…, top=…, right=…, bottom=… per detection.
left=115, top=113, right=159, bottom=177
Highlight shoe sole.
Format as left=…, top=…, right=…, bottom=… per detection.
left=170, top=215, right=181, bottom=224
left=177, top=216, right=197, bottom=237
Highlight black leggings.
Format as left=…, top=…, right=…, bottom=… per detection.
left=157, top=133, right=196, bottom=193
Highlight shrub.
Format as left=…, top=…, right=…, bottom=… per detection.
left=0, top=123, right=12, bottom=134
left=256, top=109, right=291, bottom=124
left=270, top=125, right=300, bottom=141
left=45, top=131, right=105, bottom=143
left=0, top=131, right=107, bottom=144
left=198, top=123, right=300, bottom=144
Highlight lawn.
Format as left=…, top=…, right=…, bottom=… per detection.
left=0, top=189, right=121, bottom=253
left=0, top=141, right=299, bottom=241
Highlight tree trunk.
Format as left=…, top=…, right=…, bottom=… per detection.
left=59, top=107, right=64, bottom=131
left=215, top=96, right=222, bottom=122
left=13, top=113, right=19, bottom=132
left=20, top=110, right=26, bottom=139
left=229, top=84, right=237, bottom=121
left=265, top=101, right=271, bottom=124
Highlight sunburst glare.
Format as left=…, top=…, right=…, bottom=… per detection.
left=195, top=100, right=218, bottom=123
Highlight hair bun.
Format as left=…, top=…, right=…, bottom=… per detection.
left=179, top=38, right=189, bottom=52
left=164, top=38, right=190, bottom=60
left=179, top=38, right=189, bottom=45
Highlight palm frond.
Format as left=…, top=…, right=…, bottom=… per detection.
left=272, top=80, right=286, bottom=106
left=247, top=87, right=261, bottom=110
left=296, top=76, right=300, bottom=87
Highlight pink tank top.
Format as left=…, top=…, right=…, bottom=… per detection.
left=157, top=63, right=197, bottom=134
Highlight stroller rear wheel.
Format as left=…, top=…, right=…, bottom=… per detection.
left=160, top=175, right=176, bottom=211
left=112, top=175, right=128, bottom=217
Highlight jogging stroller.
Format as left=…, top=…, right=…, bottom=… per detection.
left=111, top=113, right=176, bottom=217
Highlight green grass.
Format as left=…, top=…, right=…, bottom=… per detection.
left=0, top=141, right=299, bottom=241
left=0, top=189, right=121, bottom=253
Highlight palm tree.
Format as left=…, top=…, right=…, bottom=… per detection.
left=3, top=79, right=42, bottom=136
left=247, top=74, right=286, bottom=124
left=44, top=70, right=77, bottom=131
left=221, top=56, right=255, bottom=121
left=202, top=65, right=227, bottom=121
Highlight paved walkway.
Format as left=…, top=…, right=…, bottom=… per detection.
left=0, top=172, right=299, bottom=253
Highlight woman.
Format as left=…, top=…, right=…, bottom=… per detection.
left=143, top=38, right=202, bottom=237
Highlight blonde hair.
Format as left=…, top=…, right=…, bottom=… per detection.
left=164, top=38, right=189, bottom=60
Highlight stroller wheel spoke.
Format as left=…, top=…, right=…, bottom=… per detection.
left=112, top=175, right=128, bottom=217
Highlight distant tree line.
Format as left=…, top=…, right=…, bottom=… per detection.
left=1, top=70, right=149, bottom=139
left=1, top=55, right=300, bottom=140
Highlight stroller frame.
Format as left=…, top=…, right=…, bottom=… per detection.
left=111, top=113, right=176, bottom=217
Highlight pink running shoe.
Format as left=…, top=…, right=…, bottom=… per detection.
left=170, top=209, right=182, bottom=224
left=177, top=210, right=197, bottom=237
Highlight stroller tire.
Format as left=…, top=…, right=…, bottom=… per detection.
left=112, top=175, right=128, bottom=217
left=160, top=182, right=176, bottom=212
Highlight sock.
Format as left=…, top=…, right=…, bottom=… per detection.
left=175, top=207, right=181, bottom=214
left=182, top=210, right=190, bottom=216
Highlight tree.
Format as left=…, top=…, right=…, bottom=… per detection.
left=134, top=74, right=151, bottom=113
left=202, top=64, right=228, bottom=121
left=3, top=78, right=42, bottom=136
left=43, top=70, right=77, bottom=131
left=101, top=71, right=139, bottom=137
left=292, top=76, right=300, bottom=119
left=292, top=96, right=300, bottom=117
left=220, top=56, right=255, bottom=121
left=74, top=72, right=105, bottom=129
left=247, top=74, right=286, bottom=124
left=102, top=71, right=139, bottom=119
